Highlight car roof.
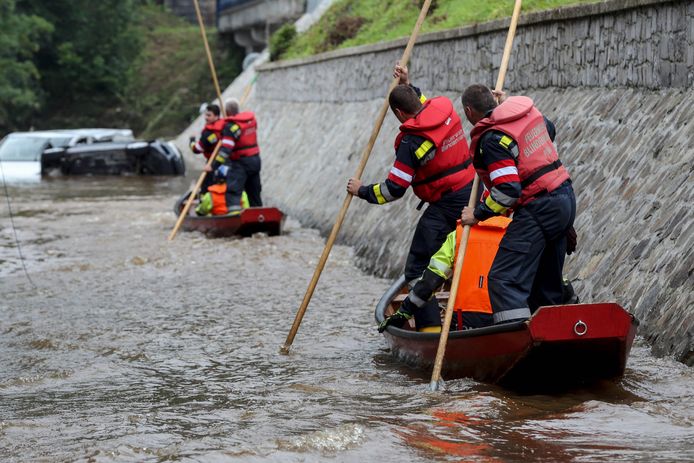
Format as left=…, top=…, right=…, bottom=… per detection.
left=7, top=128, right=133, bottom=139
left=8, top=131, right=75, bottom=139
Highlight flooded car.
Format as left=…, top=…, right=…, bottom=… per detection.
left=41, top=139, right=185, bottom=176
left=0, top=130, right=184, bottom=181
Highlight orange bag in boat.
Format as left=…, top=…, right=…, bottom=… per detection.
left=453, top=216, right=511, bottom=314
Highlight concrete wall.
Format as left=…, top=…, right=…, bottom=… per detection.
left=182, top=0, right=694, bottom=364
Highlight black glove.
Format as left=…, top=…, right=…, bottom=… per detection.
left=566, top=226, right=577, bottom=255
left=378, top=309, right=413, bottom=333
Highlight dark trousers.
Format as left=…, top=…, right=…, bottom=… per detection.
left=200, top=171, right=213, bottom=194
left=406, top=183, right=475, bottom=329
left=488, top=182, right=576, bottom=324
left=225, top=155, right=262, bottom=209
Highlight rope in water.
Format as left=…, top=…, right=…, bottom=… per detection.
left=0, top=160, right=37, bottom=289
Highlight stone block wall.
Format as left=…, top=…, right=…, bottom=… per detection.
left=258, top=0, right=693, bottom=99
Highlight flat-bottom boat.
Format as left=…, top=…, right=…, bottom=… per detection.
left=173, top=193, right=285, bottom=238
left=375, top=276, right=638, bottom=390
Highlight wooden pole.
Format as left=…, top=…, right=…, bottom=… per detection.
left=168, top=0, right=223, bottom=242
left=495, top=0, right=523, bottom=94
left=193, top=0, right=226, bottom=117
left=428, top=177, right=478, bottom=391
left=238, top=75, right=257, bottom=107
left=280, top=0, right=435, bottom=354
left=429, top=0, right=523, bottom=391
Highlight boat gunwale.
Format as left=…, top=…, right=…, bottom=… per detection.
left=375, top=276, right=640, bottom=342
left=374, top=275, right=528, bottom=341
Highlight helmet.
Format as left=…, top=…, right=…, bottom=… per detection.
left=213, top=165, right=228, bottom=183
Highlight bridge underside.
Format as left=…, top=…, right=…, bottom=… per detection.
left=218, top=0, right=306, bottom=54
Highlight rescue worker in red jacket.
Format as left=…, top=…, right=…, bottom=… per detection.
left=191, top=103, right=225, bottom=194
left=210, top=98, right=262, bottom=214
left=459, top=84, right=576, bottom=325
left=347, top=65, right=476, bottom=332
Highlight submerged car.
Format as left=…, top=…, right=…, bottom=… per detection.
left=0, top=129, right=184, bottom=181
left=41, top=139, right=185, bottom=176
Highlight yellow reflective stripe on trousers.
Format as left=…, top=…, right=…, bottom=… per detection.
left=373, top=183, right=387, bottom=204
left=427, top=230, right=456, bottom=279
left=485, top=194, right=508, bottom=214
left=428, top=258, right=452, bottom=279
left=414, top=140, right=434, bottom=159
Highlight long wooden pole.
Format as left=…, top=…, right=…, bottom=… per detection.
left=168, top=0, right=225, bottom=241
left=429, top=0, right=523, bottom=391
left=495, top=0, right=523, bottom=93
left=280, top=0, right=435, bottom=354
left=168, top=78, right=257, bottom=241
left=428, top=177, right=479, bottom=391
left=193, top=0, right=226, bottom=117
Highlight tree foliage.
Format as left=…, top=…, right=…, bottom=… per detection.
left=15, top=0, right=141, bottom=128
left=0, top=0, right=52, bottom=131
left=0, top=1, right=242, bottom=138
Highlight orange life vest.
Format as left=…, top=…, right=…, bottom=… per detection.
left=470, top=97, right=570, bottom=205
left=207, top=183, right=228, bottom=215
left=225, top=111, right=259, bottom=160
left=452, top=216, right=511, bottom=315
left=394, top=97, right=474, bottom=203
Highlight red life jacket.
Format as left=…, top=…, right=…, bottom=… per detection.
left=469, top=96, right=570, bottom=205
left=225, top=111, right=260, bottom=160
left=207, top=183, right=228, bottom=216
left=199, top=119, right=226, bottom=159
left=452, top=216, right=510, bottom=319
left=394, top=97, right=474, bottom=203
left=205, top=118, right=226, bottom=135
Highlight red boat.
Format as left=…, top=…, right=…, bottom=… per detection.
left=173, top=193, right=285, bottom=238
left=375, top=276, right=638, bottom=390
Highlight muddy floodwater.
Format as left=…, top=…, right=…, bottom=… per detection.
left=1, top=176, right=692, bottom=462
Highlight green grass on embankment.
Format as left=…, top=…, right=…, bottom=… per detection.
left=277, top=0, right=601, bottom=61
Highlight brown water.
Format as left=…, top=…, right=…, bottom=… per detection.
left=1, top=176, right=692, bottom=462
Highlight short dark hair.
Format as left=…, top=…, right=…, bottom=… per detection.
left=389, top=84, right=422, bottom=114
left=461, top=84, right=497, bottom=114
left=206, top=104, right=220, bottom=116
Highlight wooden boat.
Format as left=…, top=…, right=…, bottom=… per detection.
left=173, top=193, right=285, bottom=238
left=375, top=276, right=638, bottom=390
